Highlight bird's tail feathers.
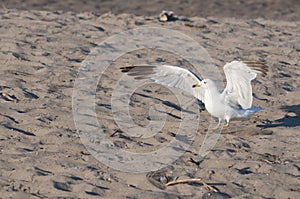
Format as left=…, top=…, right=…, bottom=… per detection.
left=240, top=107, right=264, bottom=118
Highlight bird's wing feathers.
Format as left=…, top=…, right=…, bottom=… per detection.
left=222, top=60, right=267, bottom=109
left=120, top=65, right=205, bottom=102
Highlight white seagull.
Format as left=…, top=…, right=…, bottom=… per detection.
left=120, top=60, right=268, bottom=129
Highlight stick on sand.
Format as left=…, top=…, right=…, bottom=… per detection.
left=165, top=178, right=218, bottom=192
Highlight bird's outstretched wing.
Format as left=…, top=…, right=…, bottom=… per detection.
left=222, top=60, right=268, bottom=109
left=120, top=65, right=205, bottom=102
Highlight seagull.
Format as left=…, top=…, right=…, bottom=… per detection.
left=120, top=60, right=268, bottom=129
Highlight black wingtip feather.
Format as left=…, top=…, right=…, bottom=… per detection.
left=120, top=66, right=136, bottom=73
left=242, top=60, right=268, bottom=76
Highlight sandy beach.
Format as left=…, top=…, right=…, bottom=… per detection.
left=0, top=1, right=299, bottom=198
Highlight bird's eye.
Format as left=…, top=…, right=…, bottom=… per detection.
left=203, top=81, right=207, bottom=84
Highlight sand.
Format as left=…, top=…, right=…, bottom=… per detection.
left=0, top=2, right=299, bottom=199
left=2, top=0, right=300, bottom=21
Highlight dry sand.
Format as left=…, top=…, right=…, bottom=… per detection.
left=2, top=0, right=300, bottom=21
left=0, top=2, right=300, bottom=199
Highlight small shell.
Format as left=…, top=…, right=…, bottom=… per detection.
left=159, top=10, right=175, bottom=22
left=159, top=13, right=168, bottom=22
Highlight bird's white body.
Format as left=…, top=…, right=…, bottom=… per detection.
left=199, top=78, right=262, bottom=125
left=202, top=80, right=227, bottom=120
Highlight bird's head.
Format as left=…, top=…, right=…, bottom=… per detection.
left=192, top=79, right=212, bottom=88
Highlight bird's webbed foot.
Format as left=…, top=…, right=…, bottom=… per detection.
left=210, top=125, right=220, bottom=130
left=224, top=122, right=229, bottom=128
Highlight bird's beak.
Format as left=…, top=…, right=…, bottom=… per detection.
left=192, top=83, right=201, bottom=88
